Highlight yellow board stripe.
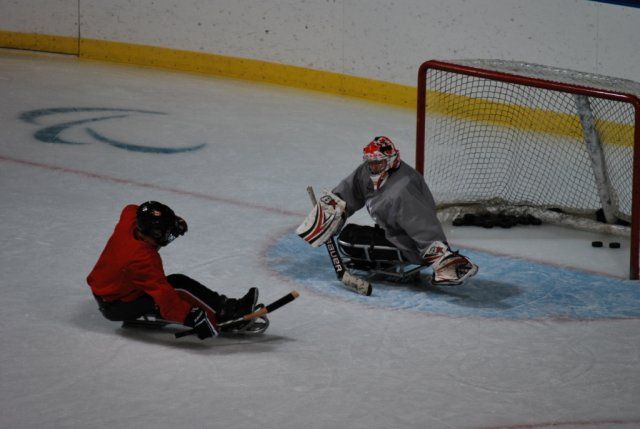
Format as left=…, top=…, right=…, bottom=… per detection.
left=78, top=38, right=416, bottom=108
left=0, top=30, right=635, bottom=147
left=0, top=31, right=78, bottom=54
left=427, top=91, right=635, bottom=147
left=0, top=30, right=415, bottom=107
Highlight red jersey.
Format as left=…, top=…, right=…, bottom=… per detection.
left=87, top=205, right=192, bottom=323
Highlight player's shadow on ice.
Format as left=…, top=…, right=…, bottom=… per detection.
left=117, top=327, right=295, bottom=354
left=376, top=276, right=522, bottom=310
left=424, top=278, right=522, bottom=310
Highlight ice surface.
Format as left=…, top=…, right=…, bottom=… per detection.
left=1, top=49, right=639, bottom=429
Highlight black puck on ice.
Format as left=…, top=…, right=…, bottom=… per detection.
left=609, top=242, right=621, bottom=249
left=452, top=216, right=465, bottom=226
left=591, top=241, right=603, bottom=248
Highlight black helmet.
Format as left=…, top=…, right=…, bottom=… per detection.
left=136, top=201, right=186, bottom=246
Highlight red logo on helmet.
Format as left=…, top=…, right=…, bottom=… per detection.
left=363, top=136, right=399, bottom=160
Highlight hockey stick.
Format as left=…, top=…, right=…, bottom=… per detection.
left=175, top=291, right=299, bottom=339
left=307, top=186, right=372, bottom=296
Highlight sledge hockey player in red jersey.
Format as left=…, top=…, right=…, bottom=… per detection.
left=87, top=201, right=259, bottom=339
left=298, top=136, right=478, bottom=286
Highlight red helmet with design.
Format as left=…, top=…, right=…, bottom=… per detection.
left=362, top=136, right=400, bottom=175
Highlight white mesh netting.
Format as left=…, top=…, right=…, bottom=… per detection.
left=422, top=60, right=638, bottom=235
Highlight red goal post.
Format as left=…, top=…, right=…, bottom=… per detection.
left=415, top=59, right=640, bottom=279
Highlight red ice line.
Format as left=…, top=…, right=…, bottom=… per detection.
left=0, top=154, right=306, bottom=218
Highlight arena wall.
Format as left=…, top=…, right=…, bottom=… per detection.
left=0, top=0, right=638, bottom=107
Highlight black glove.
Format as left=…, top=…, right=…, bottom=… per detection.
left=184, top=307, right=220, bottom=339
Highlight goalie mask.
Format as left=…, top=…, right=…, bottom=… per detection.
left=136, top=201, right=187, bottom=247
left=362, top=136, right=400, bottom=189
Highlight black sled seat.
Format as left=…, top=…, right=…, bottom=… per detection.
left=121, top=308, right=270, bottom=336
left=121, top=314, right=171, bottom=329
left=337, top=224, right=404, bottom=269
left=94, top=293, right=270, bottom=336
left=336, top=224, right=427, bottom=282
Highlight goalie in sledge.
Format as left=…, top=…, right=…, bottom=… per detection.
left=297, top=136, right=478, bottom=287
left=87, top=201, right=275, bottom=339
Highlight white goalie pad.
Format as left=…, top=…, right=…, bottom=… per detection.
left=423, top=241, right=479, bottom=286
left=296, top=190, right=346, bottom=247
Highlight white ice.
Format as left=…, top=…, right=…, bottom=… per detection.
left=1, top=49, right=639, bottom=429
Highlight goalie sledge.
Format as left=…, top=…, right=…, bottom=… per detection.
left=300, top=136, right=478, bottom=287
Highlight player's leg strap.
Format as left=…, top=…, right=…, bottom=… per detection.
left=336, top=224, right=406, bottom=269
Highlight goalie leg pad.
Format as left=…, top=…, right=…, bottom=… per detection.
left=424, top=241, right=478, bottom=286
left=296, top=190, right=346, bottom=247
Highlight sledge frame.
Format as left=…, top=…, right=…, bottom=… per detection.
left=337, top=239, right=429, bottom=283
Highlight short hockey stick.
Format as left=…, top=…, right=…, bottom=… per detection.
left=307, top=186, right=372, bottom=296
left=175, top=291, right=299, bottom=338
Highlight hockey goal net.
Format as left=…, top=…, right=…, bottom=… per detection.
left=416, top=59, right=640, bottom=279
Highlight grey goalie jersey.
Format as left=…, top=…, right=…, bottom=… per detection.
left=332, top=160, right=446, bottom=264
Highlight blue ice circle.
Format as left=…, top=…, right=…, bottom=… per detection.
left=267, top=233, right=640, bottom=320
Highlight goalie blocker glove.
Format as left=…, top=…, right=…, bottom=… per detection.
left=296, top=190, right=346, bottom=247
left=184, top=307, right=220, bottom=339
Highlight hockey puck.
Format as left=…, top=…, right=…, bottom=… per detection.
left=609, top=242, right=621, bottom=249
left=591, top=241, right=603, bottom=248
left=452, top=216, right=465, bottom=226
left=462, top=213, right=476, bottom=224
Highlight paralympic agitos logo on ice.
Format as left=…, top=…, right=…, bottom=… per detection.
left=19, top=107, right=206, bottom=154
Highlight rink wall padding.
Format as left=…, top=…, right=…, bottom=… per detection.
left=0, top=31, right=78, bottom=55
left=78, top=37, right=415, bottom=108
left=1, top=0, right=639, bottom=83
left=425, top=91, right=635, bottom=146
left=0, top=31, right=414, bottom=109
left=0, top=30, right=633, bottom=142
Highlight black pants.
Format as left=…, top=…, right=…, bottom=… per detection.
left=94, top=274, right=227, bottom=322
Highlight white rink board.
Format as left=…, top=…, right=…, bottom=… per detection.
left=2, top=1, right=640, bottom=82
left=0, top=0, right=78, bottom=36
